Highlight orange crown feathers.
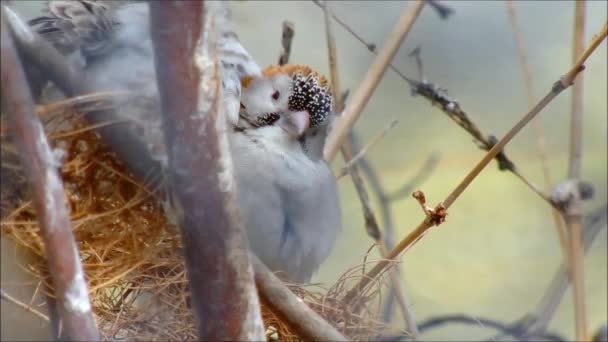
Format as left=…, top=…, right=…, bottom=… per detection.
left=241, top=64, right=333, bottom=95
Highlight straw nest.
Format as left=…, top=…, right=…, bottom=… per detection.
left=1, top=93, right=399, bottom=341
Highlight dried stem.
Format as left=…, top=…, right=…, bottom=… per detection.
left=505, top=0, right=569, bottom=262
left=149, top=2, right=264, bottom=339
left=323, top=0, right=425, bottom=162
left=342, top=22, right=607, bottom=304
left=567, top=2, right=588, bottom=340
left=336, top=119, right=399, bottom=180
left=1, top=288, right=50, bottom=322
left=278, top=20, right=295, bottom=66
left=1, top=11, right=99, bottom=340
left=322, top=1, right=418, bottom=337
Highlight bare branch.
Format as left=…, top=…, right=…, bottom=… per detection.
left=506, top=0, right=569, bottom=270
left=323, top=0, right=425, bottom=162
left=278, top=20, right=295, bottom=66
left=1, top=11, right=99, bottom=340
left=566, top=2, right=589, bottom=340
left=149, top=2, right=264, bottom=339
left=336, top=119, right=399, bottom=180
left=342, top=21, right=607, bottom=304
left=1, top=288, right=50, bottom=322
left=251, top=256, right=348, bottom=341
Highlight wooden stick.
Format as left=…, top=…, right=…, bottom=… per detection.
left=567, top=2, right=588, bottom=340
left=342, top=21, right=607, bottom=304
left=149, top=2, right=264, bottom=339
left=323, top=0, right=425, bottom=162
left=251, top=256, right=348, bottom=341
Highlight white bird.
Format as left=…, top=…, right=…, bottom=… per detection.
left=27, top=0, right=342, bottom=283
left=231, top=64, right=342, bottom=283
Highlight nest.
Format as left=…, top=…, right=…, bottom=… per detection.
left=1, top=94, right=399, bottom=341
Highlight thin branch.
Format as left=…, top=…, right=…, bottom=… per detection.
left=278, top=20, right=295, bottom=66
left=1, top=288, right=50, bottom=322
left=323, top=0, right=425, bottom=162
left=1, top=9, right=99, bottom=340
left=336, top=119, right=399, bottom=180
left=149, top=2, right=264, bottom=340
left=322, top=1, right=418, bottom=337
left=342, top=22, right=607, bottom=304
left=251, top=255, right=348, bottom=341
left=505, top=0, right=569, bottom=263
left=567, top=2, right=588, bottom=340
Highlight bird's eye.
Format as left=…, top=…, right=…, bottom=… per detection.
left=271, top=90, right=280, bottom=100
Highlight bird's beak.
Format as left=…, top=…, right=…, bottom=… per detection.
left=279, top=110, right=310, bottom=137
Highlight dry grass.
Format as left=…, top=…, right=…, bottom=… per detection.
left=0, top=94, right=398, bottom=341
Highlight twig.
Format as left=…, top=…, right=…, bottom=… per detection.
left=342, top=22, right=608, bottom=304
left=1, top=288, right=50, bottom=322
left=149, top=2, right=264, bottom=340
left=1, top=9, right=99, bottom=341
left=567, top=2, right=588, bottom=340
left=336, top=119, right=399, bottom=180
left=251, top=255, right=348, bottom=341
left=278, top=20, right=294, bottom=66
left=505, top=0, right=569, bottom=267
left=321, top=1, right=418, bottom=337
left=323, top=0, right=426, bottom=162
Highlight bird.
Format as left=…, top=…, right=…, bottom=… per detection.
left=26, top=0, right=342, bottom=283
left=230, top=64, right=342, bottom=283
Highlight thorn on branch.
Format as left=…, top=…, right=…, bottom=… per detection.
left=413, top=190, right=447, bottom=226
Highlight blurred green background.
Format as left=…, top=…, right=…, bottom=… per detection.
left=2, top=1, right=607, bottom=341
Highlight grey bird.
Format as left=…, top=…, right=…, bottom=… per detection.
left=26, top=0, right=342, bottom=283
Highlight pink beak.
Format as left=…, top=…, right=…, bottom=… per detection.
left=279, top=110, right=310, bottom=137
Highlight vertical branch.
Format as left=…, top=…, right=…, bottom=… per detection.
left=567, top=1, right=588, bottom=340
left=321, top=1, right=419, bottom=338
left=148, top=2, right=264, bottom=340
left=0, top=13, right=99, bottom=341
left=505, top=0, right=569, bottom=267
left=278, top=20, right=295, bottom=66
left=323, top=0, right=426, bottom=162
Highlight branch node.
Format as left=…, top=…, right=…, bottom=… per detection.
left=413, top=191, right=447, bottom=226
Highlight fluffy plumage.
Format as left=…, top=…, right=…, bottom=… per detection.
left=231, top=66, right=342, bottom=282
left=27, top=0, right=341, bottom=283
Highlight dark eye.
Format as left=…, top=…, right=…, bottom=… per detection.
left=271, top=90, right=280, bottom=100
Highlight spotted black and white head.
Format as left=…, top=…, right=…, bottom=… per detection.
left=239, top=64, right=334, bottom=139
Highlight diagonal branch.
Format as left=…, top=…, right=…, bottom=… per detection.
left=342, top=21, right=608, bottom=304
